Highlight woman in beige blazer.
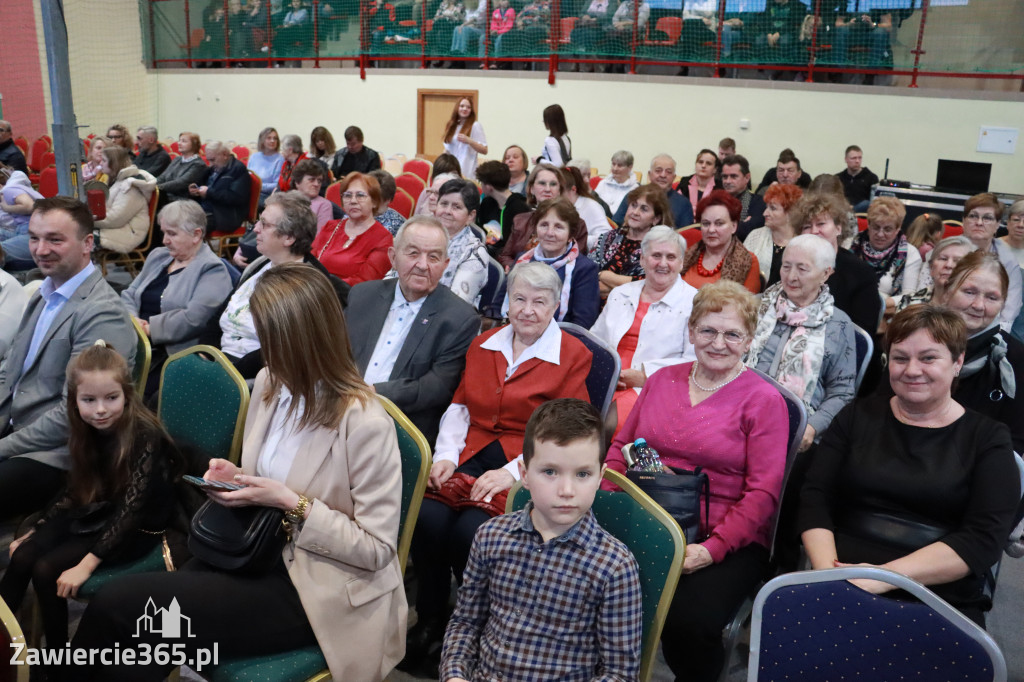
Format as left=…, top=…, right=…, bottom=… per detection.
left=66, top=262, right=406, bottom=681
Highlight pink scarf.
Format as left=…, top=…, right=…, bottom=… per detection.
left=688, top=175, right=716, bottom=209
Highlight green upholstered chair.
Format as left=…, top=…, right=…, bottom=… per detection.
left=157, top=345, right=250, bottom=466
left=130, top=316, right=152, bottom=396
left=74, top=347, right=249, bottom=602
left=203, top=397, right=430, bottom=682
left=505, top=468, right=685, bottom=682
left=1, top=596, right=29, bottom=682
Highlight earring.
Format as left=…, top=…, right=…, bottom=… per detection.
left=954, top=368, right=961, bottom=377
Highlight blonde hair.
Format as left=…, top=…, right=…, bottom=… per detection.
left=689, top=280, right=759, bottom=337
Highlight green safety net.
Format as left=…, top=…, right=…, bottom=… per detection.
left=143, top=0, right=1024, bottom=76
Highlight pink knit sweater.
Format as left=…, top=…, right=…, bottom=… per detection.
left=604, top=362, right=788, bottom=563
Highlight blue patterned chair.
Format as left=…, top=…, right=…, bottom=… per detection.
left=748, top=567, right=1007, bottom=682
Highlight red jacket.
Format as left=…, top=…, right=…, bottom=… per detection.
left=454, top=326, right=592, bottom=466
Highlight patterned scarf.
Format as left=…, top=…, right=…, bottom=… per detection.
left=961, top=323, right=1016, bottom=399
left=746, top=282, right=834, bottom=406
left=851, top=231, right=909, bottom=291
left=682, top=236, right=753, bottom=285
left=515, top=241, right=580, bottom=320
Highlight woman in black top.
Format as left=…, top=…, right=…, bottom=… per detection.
left=799, top=306, right=1019, bottom=626
left=940, top=250, right=1024, bottom=454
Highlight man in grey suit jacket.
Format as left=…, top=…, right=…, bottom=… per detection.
left=348, top=217, right=479, bottom=447
left=0, top=197, right=137, bottom=519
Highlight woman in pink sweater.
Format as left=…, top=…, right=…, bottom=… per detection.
left=481, top=0, right=514, bottom=58
left=604, top=280, right=789, bottom=682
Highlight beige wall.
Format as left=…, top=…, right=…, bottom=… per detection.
left=147, top=69, right=1024, bottom=194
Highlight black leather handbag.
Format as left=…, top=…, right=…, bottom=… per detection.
left=188, top=500, right=288, bottom=574
left=627, top=466, right=710, bottom=544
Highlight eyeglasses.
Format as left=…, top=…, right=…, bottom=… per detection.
left=694, top=327, right=747, bottom=346
left=965, top=212, right=997, bottom=225
left=870, top=223, right=899, bottom=235
left=108, top=133, right=123, bottom=139
left=342, top=192, right=370, bottom=201
left=259, top=220, right=281, bottom=231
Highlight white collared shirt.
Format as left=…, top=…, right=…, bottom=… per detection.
left=364, top=284, right=428, bottom=385
left=256, top=386, right=305, bottom=483
left=433, top=318, right=563, bottom=480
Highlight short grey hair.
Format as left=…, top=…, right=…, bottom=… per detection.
left=1009, top=199, right=1024, bottom=218
left=640, top=225, right=685, bottom=257
left=265, top=190, right=317, bottom=255
left=612, top=150, right=634, bottom=167
left=931, top=235, right=977, bottom=262
left=137, top=126, right=158, bottom=138
left=205, top=140, right=224, bottom=156
left=650, top=153, right=676, bottom=170
left=785, top=233, right=836, bottom=270
left=394, top=215, right=450, bottom=251
left=158, top=199, right=206, bottom=236
left=507, top=261, right=562, bottom=307
left=281, top=134, right=303, bottom=154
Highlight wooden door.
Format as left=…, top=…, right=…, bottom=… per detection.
left=417, top=89, right=478, bottom=161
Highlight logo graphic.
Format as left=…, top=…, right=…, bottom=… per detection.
left=134, top=597, right=196, bottom=638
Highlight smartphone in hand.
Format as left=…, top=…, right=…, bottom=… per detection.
left=182, top=474, right=247, bottom=492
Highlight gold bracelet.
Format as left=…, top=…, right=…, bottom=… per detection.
left=286, top=494, right=311, bottom=524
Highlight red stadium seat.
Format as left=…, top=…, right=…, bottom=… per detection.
left=402, top=158, right=431, bottom=184
left=390, top=187, right=415, bottom=219
left=678, top=226, right=703, bottom=248
left=589, top=175, right=602, bottom=191
left=232, top=146, right=250, bottom=163
left=325, top=180, right=343, bottom=208
left=38, top=167, right=59, bottom=198
left=395, top=173, right=426, bottom=202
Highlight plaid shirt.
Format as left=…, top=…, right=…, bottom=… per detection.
left=440, top=503, right=643, bottom=682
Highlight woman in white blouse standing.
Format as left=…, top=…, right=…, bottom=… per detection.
left=442, top=98, right=488, bottom=180
left=536, top=104, right=571, bottom=167
left=590, top=225, right=698, bottom=432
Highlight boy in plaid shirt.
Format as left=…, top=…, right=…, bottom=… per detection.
left=440, top=399, right=643, bottom=682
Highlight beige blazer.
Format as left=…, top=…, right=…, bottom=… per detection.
left=241, top=371, right=407, bottom=680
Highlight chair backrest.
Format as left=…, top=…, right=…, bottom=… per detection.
left=38, top=167, right=59, bottom=198
left=852, top=323, right=873, bottom=392
left=589, top=175, right=602, bottom=191
left=130, top=317, right=152, bottom=396
left=221, top=258, right=242, bottom=288
left=506, top=469, right=684, bottom=682
left=325, top=179, right=343, bottom=208
left=678, top=226, right=703, bottom=248
left=133, top=188, right=161, bottom=253
left=558, top=322, right=621, bottom=421
left=942, top=219, right=964, bottom=238
left=656, top=16, right=683, bottom=42
left=477, top=255, right=506, bottom=319
left=390, top=187, right=415, bottom=219
left=557, top=16, right=576, bottom=43
left=395, top=172, right=426, bottom=203
left=158, top=346, right=250, bottom=466
left=402, top=158, right=431, bottom=184
left=856, top=213, right=869, bottom=231
left=232, top=146, right=250, bottom=164
left=376, top=396, right=431, bottom=575
left=747, top=368, right=808, bottom=557
left=0, top=596, right=28, bottom=682
left=246, top=171, right=261, bottom=224
left=28, top=137, right=51, bottom=173
left=749, top=567, right=1007, bottom=682
left=40, top=151, right=56, bottom=169
left=13, top=137, right=28, bottom=156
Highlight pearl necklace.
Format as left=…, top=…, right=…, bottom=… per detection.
left=690, top=361, right=745, bottom=392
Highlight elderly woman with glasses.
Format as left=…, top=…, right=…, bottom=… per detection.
left=896, top=235, right=976, bottom=312
left=604, top=280, right=789, bottom=682
left=205, top=191, right=350, bottom=379
left=311, top=172, right=393, bottom=285
left=961, top=193, right=1022, bottom=331
left=851, top=197, right=921, bottom=316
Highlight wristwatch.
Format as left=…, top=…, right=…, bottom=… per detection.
left=286, top=494, right=311, bottom=524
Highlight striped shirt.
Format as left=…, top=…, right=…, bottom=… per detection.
left=440, top=503, right=643, bottom=682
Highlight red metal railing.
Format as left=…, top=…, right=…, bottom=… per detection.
left=145, top=0, right=1024, bottom=87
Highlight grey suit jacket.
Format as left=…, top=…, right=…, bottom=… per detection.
left=0, top=267, right=137, bottom=468
left=347, top=279, right=479, bottom=447
left=121, top=245, right=232, bottom=354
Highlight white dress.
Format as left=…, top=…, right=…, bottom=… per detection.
left=443, top=121, right=487, bottom=179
